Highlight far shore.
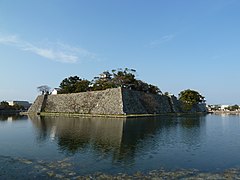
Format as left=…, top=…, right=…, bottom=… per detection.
left=209, top=110, right=240, bottom=115
left=0, top=109, right=27, bottom=115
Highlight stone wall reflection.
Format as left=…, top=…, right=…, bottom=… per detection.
left=29, top=114, right=206, bottom=164
left=29, top=115, right=124, bottom=153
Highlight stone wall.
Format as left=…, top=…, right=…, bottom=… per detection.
left=42, top=88, right=124, bottom=115
left=28, top=87, right=207, bottom=115
left=122, top=89, right=173, bottom=114
left=28, top=95, right=46, bottom=113
left=169, top=95, right=183, bottom=113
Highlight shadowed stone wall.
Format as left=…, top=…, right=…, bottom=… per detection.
left=122, top=89, right=173, bottom=114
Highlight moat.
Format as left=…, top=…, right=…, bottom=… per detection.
left=1, top=114, right=240, bottom=179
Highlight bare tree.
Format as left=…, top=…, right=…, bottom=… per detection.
left=37, top=85, right=51, bottom=95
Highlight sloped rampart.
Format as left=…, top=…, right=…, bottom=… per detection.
left=42, top=88, right=124, bottom=115
left=28, top=87, right=207, bottom=116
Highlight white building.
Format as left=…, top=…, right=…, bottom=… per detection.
left=99, top=71, right=111, bottom=79
left=7, top=101, right=31, bottom=109
left=221, top=105, right=229, bottom=111
left=51, top=88, right=61, bottom=95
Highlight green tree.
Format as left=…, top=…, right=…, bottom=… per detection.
left=111, top=68, right=137, bottom=88
left=75, top=79, right=91, bottom=92
left=0, top=101, right=10, bottom=109
left=148, top=84, right=162, bottom=95
left=91, top=70, right=115, bottom=91
left=179, top=89, right=205, bottom=111
left=92, top=80, right=116, bottom=91
left=58, top=68, right=162, bottom=95
left=164, top=92, right=170, bottom=96
left=59, top=76, right=90, bottom=93
left=227, top=104, right=239, bottom=111
left=92, top=68, right=162, bottom=94
left=13, top=104, right=24, bottom=110
left=59, top=76, right=81, bottom=93
left=37, top=85, right=51, bottom=95
left=134, top=80, right=149, bottom=92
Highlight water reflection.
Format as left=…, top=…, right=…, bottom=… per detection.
left=29, top=115, right=206, bottom=162
left=29, top=116, right=124, bottom=153
left=4, top=114, right=240, bottom=175
left=0, top=115, right=28, bottom=121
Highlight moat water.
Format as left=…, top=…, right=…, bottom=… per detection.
left=1, top=114, right=240, bottom=179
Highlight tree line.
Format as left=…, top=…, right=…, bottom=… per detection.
left=57, top=68, right=162, bottom=95
left=0, top=101, right=24, bottom=110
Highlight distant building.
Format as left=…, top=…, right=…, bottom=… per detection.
left=208, top=104, right=231, bottom=111
left=7, top=101, right=31, bottom=109
left=99, top=71, right=112, bottom=80
left=208, top=104, right=221, bottom=111
left=221, top=105, right=229, bottom=111
left=51, top=88, right=61, bottom=95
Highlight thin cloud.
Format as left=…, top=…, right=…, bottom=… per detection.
left=22, top=43, right=79, bottom=63
left=149, top=34, right=175, bottom=47
left=0, top=35, right=18, bottom=44
left=0, top=34, right=96, bottom=63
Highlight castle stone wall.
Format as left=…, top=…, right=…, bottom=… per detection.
left=28, top=95, right=46, bottom=113
left=122, top=89, right=173, bottom=114
left=28, top=87, right=207, bottom=115
left=43, top=88, right=124, bottom=115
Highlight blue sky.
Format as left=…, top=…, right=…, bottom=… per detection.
left=0, top=0, right=240, bottom=104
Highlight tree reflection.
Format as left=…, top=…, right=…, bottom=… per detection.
left=0, top=115, right=28, bottom=121
left=0, top=115, right=8, bottom=121
left=29, top=114, right=206, bottom=164
left=177, top=115, right=206, bottom=149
